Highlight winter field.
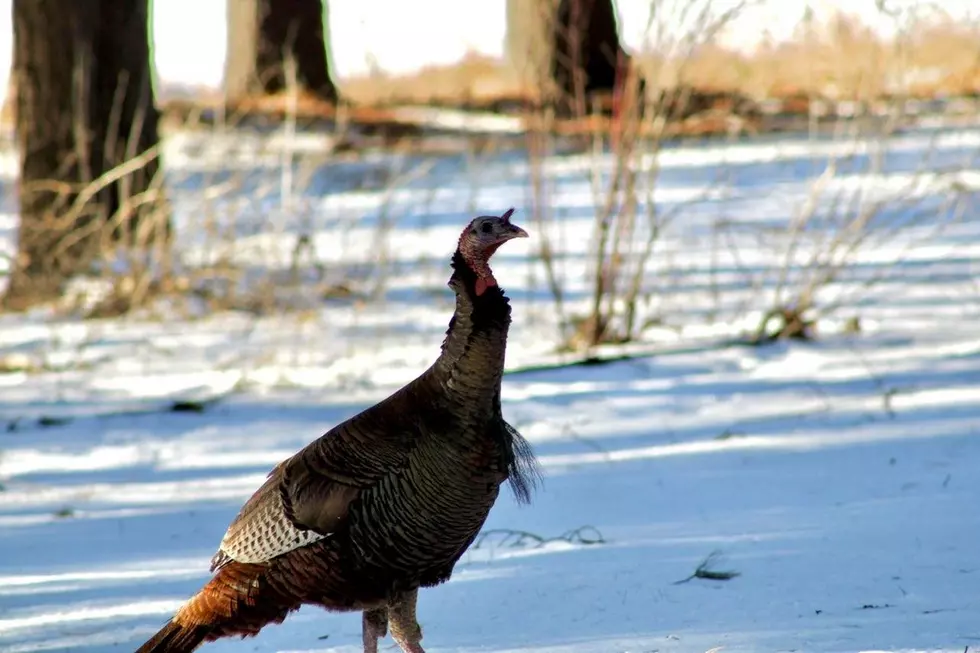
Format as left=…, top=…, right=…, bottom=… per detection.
left=1, top=119, right=980, bottom=653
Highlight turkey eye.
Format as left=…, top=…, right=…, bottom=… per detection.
left=480, top=222, right=494, bottom=234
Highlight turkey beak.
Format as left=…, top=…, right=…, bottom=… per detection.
left=506, top=223, right=529, bottom=239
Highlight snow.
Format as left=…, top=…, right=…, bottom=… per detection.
left=1, top=121, right=979, bottom=653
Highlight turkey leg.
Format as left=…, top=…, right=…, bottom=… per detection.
left=362, top=607, right=388, bottom=653
left=388, top=589, right=426, bottom=653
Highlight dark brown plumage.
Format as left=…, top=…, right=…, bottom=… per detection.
left=136, top=209, right=539, bottom=653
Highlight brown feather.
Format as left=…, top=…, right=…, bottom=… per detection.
left=135, top=620, right=209, bottom=653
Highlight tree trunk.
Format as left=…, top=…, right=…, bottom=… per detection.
left=224, top=0, right=338, bottom=103
left=5, top=0, right=167, bottom=310
left=505, top=0, right=556, bottom=104
left=506, top=0, right=628, bottom=117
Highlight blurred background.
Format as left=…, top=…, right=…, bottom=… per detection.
left=0, top=0, right=978, bottom=342
left=0, top=0, right=978, bottom=344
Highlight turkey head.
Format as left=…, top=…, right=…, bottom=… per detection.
left=457, top=208, right=528, bottom=296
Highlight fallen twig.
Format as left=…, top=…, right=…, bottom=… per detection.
left=473, top=525, right=606, bottom=550
left=673, top=550, right=741, bottom=584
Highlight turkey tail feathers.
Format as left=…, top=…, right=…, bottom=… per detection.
left=504, top=421, right=541, bottom=504
left=135, top=619, right=209, bottom=653
left=134, top=560, right=299, bottom=652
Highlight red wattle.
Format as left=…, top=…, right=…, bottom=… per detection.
left=474, top=277, right=497, bottom=296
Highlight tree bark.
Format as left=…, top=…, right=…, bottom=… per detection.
left=506, top=0, right=628, bottom=117
left=224, top=0, right=338, bottom=103
left=5, top=0, right=167, bottom=310
left=505, top=0, right=556, bottom=104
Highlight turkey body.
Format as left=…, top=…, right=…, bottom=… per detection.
left=137, top=235, right=538, bottom=653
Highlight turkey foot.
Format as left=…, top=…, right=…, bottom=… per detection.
left=388, top=589, right=426, bottom=653
left=362, top=607, right=388, bottom=653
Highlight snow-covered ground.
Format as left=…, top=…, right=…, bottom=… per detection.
left=1, top=122, right=979, bottom=653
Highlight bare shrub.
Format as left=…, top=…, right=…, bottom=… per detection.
left=717, top=5, right=980, bottom=343
left=726, top=120, right=977, bottom=344
left=524, top=0, right=756, bottom=352
left=7, top=137, right=171, bottom=317
left=514, top=0, right=980, bottom=353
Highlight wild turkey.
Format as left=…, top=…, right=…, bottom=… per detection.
left=136, top=209, right=539, bottom=653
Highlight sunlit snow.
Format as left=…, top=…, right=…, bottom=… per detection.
left=0, top=119, right=977, bottom=652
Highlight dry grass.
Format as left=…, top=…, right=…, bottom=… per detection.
left=0, top=10, right=943, bottom=151
left=3, top=11, right=979, bottom=135
left=340, top=51, right=526, bottom=108
left=678, top=13, right=980, bottom=100
left=146, top=25, right=980, bottom=148
left=327, top=12, right=980, bottom=111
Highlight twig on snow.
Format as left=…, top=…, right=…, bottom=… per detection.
left=473, top=525, right=606, bottom=550
left=673, top=550, right=741, bottom=584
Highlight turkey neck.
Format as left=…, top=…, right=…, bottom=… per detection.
left=433, top=250, right=512, bottom=408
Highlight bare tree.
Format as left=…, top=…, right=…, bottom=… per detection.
left=224, top=0, right=339, bottom=103
left=506, top=0, right=554, bottom=103
left=506, top=0, right=629, bottom=116
left=5, top=0, right=168, bottom=311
